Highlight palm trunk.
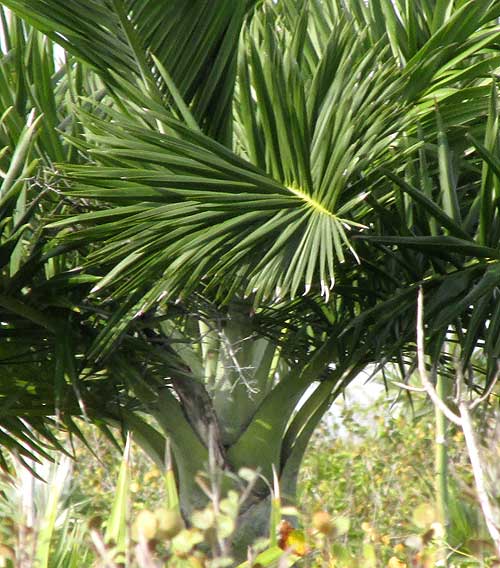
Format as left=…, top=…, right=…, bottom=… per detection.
left=117, top=311, right=366, bottom=559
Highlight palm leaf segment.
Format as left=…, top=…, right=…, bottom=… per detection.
left=4, top=3, right=499, bottom=307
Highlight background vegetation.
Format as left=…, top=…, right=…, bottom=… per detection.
left=1, top=390, right=499, bottom=567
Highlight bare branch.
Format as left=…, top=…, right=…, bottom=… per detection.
left=470, top=363, right=499, bottom=410
left=459, top=395, right=500, bottom=558
left=390, top=380, right=427, bottom=393
left=416, top=288, right=462, bottom=426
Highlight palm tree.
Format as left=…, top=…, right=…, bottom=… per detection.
left=1, top=0, right=500, bottom=554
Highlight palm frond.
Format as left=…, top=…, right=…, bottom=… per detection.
left=2, top=0, right=258, bottom=143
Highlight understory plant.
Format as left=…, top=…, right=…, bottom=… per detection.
left=2, top=394, right=500, bottom=567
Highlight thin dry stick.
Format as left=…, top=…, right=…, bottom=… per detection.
left=134, top=540, right=159, bottom=568
left=416, top=288, right=461, bottom=426
left=390, top=380, right=427, bottom=393
left=470, top=362, right=499, bottom=410
left=457, top=367, right=500, bottom=559
left=89, top=529, right=119, bottom=568
left=417, top=288, right=500, bottom=559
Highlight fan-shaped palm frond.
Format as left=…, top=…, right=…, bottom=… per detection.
left=37, top=0, right=496, bottom=315
left=42, top=7, right=403, bottom=314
